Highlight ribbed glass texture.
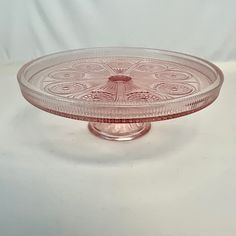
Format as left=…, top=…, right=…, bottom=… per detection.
left=17, top=47, right=224, bottom=123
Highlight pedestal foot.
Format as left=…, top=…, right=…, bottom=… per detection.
left=88, top=122, right=151, bottom=141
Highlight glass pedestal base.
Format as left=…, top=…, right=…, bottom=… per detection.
left=88, top=122, right=151, bottom=141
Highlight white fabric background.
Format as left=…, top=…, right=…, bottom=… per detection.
left=0, top=1, right=236, bottom=236
left=0, top=62, right=235, bottom=236
left=0, top=0, right=236, bottom=63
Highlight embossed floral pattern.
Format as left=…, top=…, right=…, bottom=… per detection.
left=49, top=70, right=85, bottom=80
left=32, top=57, right=202, bottom=104
left=153, top=83, right=196, bottom=96
left=45, top=82, right=87, bottom=95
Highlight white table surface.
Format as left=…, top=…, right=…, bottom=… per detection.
left=0, top=62, right=235, bottom=236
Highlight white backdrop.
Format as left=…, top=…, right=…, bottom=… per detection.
left=1, top=1, right=236, bottom=236
left=0, top=0, right=236, bottom=63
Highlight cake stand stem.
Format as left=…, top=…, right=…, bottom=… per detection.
left=88, top=122, right=151, bottom=141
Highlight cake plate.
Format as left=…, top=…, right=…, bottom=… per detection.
left=17, top=47, right=224, bottom=141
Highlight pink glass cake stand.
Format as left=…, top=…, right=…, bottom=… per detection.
left=17, top=48, right=224, bottom=141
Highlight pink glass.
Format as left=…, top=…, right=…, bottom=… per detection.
left=17, top=47, right=224, bottom=141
